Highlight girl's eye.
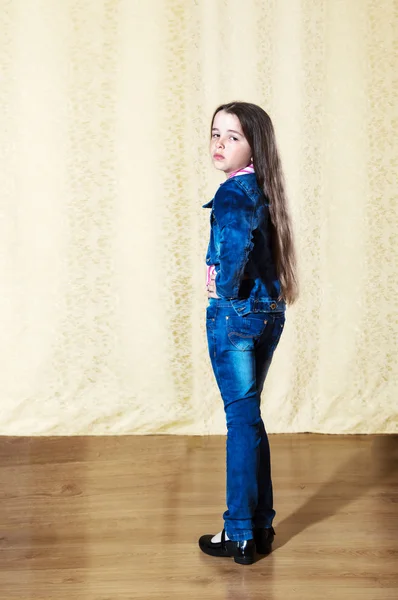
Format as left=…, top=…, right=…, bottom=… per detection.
left=212, top=133, right=220, bottom=138
left=230, top=136, right=238, bottom=141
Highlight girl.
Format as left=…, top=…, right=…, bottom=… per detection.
left=198, top=102, right=298, bottom=565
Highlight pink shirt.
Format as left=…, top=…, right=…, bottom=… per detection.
left=206, top=164, right=255, bottom=287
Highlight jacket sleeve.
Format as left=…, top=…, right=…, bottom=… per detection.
left=213, top=185, right=256, bottom=300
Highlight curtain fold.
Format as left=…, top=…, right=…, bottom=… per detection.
left=0, top=0, right=396, bottom=434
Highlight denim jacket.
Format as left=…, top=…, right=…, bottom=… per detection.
left=203, top=173, right=286, bottom=315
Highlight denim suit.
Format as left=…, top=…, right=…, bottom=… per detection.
left=203, top=173, right=286, bottom=541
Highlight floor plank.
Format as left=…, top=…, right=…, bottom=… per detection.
left=0, top=434, right=397, bottom=599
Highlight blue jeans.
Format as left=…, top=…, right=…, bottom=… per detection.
left=206, top=298, right=285, bottom=541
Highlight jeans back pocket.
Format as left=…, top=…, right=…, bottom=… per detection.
left=226, top=314, right=268, bottom=351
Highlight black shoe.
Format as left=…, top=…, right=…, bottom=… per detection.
left=198, top=528, right=256, bottom=565
left=253, top=526, right=275, bottom=554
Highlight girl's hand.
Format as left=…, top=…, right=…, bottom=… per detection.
left=207, top=269, right=219, bottom=298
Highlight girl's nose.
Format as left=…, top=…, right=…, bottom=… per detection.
left=216, top=139, right=224, bottom=149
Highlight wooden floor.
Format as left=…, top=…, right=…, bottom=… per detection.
left=0, top=434, right=397, bottom=599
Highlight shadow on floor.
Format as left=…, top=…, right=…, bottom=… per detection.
left=272, top=434, right=398, bottom=552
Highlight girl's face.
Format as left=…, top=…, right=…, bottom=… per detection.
left=210, top=110, right=252, bottom=176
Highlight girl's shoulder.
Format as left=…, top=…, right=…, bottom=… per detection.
left=216, top=173, right=265, bottom=206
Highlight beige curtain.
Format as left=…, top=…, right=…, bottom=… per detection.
left=0, top=0, right=396, bottom=435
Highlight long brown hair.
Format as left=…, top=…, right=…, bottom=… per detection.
left=211, top=101, right=299, bottom=304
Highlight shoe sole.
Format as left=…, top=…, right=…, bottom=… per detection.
left=234, top=555, right=254, bottom=565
